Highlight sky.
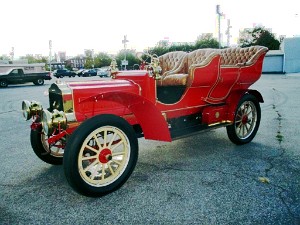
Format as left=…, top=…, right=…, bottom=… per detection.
left=1, top=0, right=299, bottom=58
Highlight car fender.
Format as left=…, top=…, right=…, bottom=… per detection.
left=226, top=89, right=264, bottom=122
left=97, top=91, right=171, bottom=142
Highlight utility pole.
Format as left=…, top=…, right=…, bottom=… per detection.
left=122, top=35, right=129, bottom=70
left=225, top=19, right=232, bottom=47
left=216, top=5, right=223, bottom=49
left=10, top=47, right=14, bottom=62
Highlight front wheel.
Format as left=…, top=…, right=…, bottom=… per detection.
left=30, top=127, right=64, bottom=165
left=226, top=94, right=261, bottom=145
left=63, top=114, right=138, bottom=197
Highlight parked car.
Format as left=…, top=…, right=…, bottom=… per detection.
left=53, top=69, right=76, bottom=78
left=74, top=69, right=85, bottom=77
left=0, top=68, right=51, bottom=87
left=97, top=67, right=110, bottom=77
left=82, top=69, right=97, bottom=77
left=22, top=46, right=268, bottom=197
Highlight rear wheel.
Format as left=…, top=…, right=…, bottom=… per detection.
left=0, top=80, right=8, bottom=88
left=33, top=78, right=44, bottom=85
left=30, top=127, right=64, bottom=165
left=226, top=94, right=261, bottom=145
left=63, top=114, right=138, bottom=197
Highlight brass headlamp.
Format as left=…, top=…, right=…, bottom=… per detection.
left=22, top=100, right=43, bottom=120
left=42, top=109, right=67, bottom=135
left=41, top=109, right=67, bottom=136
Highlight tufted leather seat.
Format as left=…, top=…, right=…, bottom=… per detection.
left=159, top=51, right=187, bottom=75
left=157, top=51, right=188, bottom=86
left=220, top=46, right=268, bottom=67
left=157, top=46, right=268, bottom=87
left=158, top=49, right=217, bottom=86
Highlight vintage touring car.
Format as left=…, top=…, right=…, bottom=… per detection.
left=22, top=46, right=268, bottom=196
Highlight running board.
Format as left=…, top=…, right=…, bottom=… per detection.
left=170, top=122, right=231, bottom=140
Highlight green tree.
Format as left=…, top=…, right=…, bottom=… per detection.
left=94, top=52, right=111, bottom=68
left=20, top=55, right=48, bottom=64
left=195, top=33, right=219, bottom=49
left=84, top=57, right=94, bottom=69
left=169, top=43, right=195, bottom=52
left=116, top=49, right=140, bottom=69
left=238, top=26, right=280, bottom=50
left=0, top=55, right=10, bottom=60
left=148, top=46, right=169, bottom=57
left=148, top=33, right=219, bottom=57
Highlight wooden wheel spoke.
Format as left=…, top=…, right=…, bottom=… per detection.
left=112, top=159, right=122, bottom=165
left=93, top=134, right=102, bottom=150
left=82, top=155, right=97, bottom=161
left=111, top=139, right=124, bottom=151
left=108, top=163, right=115, bottom=175
left=101, top=165, right=105, bottom=180
left=108, top=132, right=118, bottom=148
left=103, top=129, right=108, bottom=148
left=112, top=151, right=125, bottom=157
left=84, top=144, right=99, bottom=153
left=83, top=160, right=98, bottom=172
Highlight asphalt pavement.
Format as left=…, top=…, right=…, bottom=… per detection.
left=0, top=74, right=299, bottom=224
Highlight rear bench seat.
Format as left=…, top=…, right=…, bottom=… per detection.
left=157, top=46, right=268, bottom=87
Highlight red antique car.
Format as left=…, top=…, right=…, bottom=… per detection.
left=22, top=46, right=268, bottom=197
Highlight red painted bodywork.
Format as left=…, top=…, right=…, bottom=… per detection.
left=47, top=51, right=266, bottom=142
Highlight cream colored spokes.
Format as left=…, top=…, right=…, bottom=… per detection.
left=235, top=101, right=257, bottom=139
left=78, top=126, right=131, bottom=187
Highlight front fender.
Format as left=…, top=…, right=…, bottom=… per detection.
left=98, top=91, right=171, bottom=142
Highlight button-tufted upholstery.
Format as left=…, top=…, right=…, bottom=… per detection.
left=220, top=46, right=268, bottom=66
left=158, top=49, right=217, bottom=86
left=158, top=51, right=187, bottom=75
left=157, top=46, right=268, bottom=87
left=157, top=51, right=188, bottom=86
left=186, top=48, right=216, bottom=68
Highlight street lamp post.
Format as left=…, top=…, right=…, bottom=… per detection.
left=92, top=49, right=94, bottom=69
left=122, top=35, right=129, bottom=70
left=49, top=40, right=52, bottom=73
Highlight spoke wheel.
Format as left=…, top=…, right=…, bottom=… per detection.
left=226, top=94, right=261, bottom=145
left=30, top=127, right=64, bottom=165
left=64, top=115, right=138, bottom=197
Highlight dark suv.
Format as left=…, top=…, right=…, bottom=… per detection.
left=53, top=69, right=76, bottom=78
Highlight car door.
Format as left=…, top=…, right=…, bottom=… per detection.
left=8, top=69, right=24, bottom=84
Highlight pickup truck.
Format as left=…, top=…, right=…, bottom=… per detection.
left=0, top=68, right=52, bottom=88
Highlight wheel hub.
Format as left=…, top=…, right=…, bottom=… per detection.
left=99, top=148, right=112, bottom=163
left=242, top=115, right=248, bottom=125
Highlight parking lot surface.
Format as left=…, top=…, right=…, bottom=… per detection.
left=0, top=74, right=299, bottom=224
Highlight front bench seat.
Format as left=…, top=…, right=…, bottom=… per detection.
left=157, top=51, right=188, bottom=86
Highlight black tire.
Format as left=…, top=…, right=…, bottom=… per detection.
left=63, top=114, right=138, bottom=197
left=226, top=94, right=261, bottom=145
left=33, top=79, right=44, bottom=86
left=30, top=127, right=63, bottom=165
left=0, top=80, right=8, bottom=88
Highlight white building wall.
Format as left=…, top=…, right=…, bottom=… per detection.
left=281, top=37, right=300, bottom=73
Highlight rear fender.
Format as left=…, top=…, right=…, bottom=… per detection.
left=226, top=89, right=263, bottom=122
left=98, top=91, right=171, bottom=142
